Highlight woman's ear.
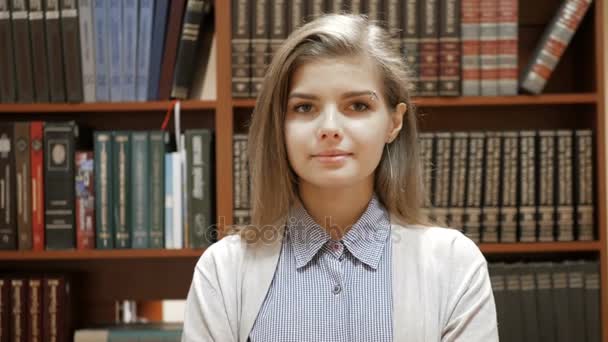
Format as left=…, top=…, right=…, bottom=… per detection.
left=387, top=102, right=407, bottom=143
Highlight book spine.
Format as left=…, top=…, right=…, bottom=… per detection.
left=240, top=139, right=249, bottom=211
left=108, top=0, right=122, bottom=102
left=0, top=278, right=7, bottom=342
left=448, top=132, right=467, bottom=231
left=29, top=0, right=51, bottom=102
left=460, top=0, right=480, bottom=95
left=113, top=132, right=131, bottom=248
left=518, top=131, right=537, bottom=242
left=78, top=0, right=96, bottom=102
left=94, top=131, right=113, bottom=249
left=537, top=130, right=556, bottom=242
left=270, top=0, right=287, bottom=57
left=439, top=0, right=460, bottom=96
left=520, top=266, right=540, bottom=341
left=136, top=0, right=154, bottom=101
left=503, top=264, right=524, bottom=342
left=171, top=0, right=210, bottom=99
left=171, top=151, right=183, bottom=248
left=385, top=0, right=401, bottom=51
left=164, top=153, right=174, bottom=249
left=0, top=0, right=17, bottom=103
left=309, top=0, right=326, bottom=19
left=583, top=261, right=601, bottom=342
left=288, top=0, right=306, bottom=34
left=364, top=0, right=384, bottom=22
left=121, top=0, right=138, bottom=101
left=75, top=151, right=95, bottom=249
left=27, top=278, right=43, bottom=342
left=30, top=121, right=45, bottom=251
left=158, top=0, right=187, bottom=100
left=0, top=123, right=16, bottom=250
left=44, top=122, right=77, bottom=250
left=10, top=278, right=26, bottom=342
left=419, top=0, right=439, bottom=96
left=93, top=0, right=109, bottom=102
left=45, top=0, right=66, bottom=102
left=488, top=263, right=507, bottom=340
left=463, top=132, right=484, bottom=242
left=251, top=0, right=270, bottom=97
left=575, top=130, right=594, bottom=240
left=479, top=0, right=498, bottom=95
left=130, top=131, right=149, bottom=248
left=556, top=130, right=574, bottom=241
left=60, top=0, right=84, bottom=102
left=232, top=0, right=252, bottom=97
left=481, top=132, right=500, bottom=242
left=534, top=262, right=557, bottom=341
left=233, top=136, right=241, bottom=210
left=350, top=0, right=363, bottom=14
left=497, top=0, right=517, bottom=95
left=149, top=131, right=167, bottom=248
left=43, top=277, right=69, bottom=342
left=552, top=263, right=571, bottom=341
left=11, top=0, right=35, bottom=102
left=186, top=130, right=213, bottom=248
left=14, top=122, right=32, bottom=250
left=565, top=261, right=586, bottom=340
left=499, top=131, right=517, bottom=242
left=420, top=132, right=435, bottom=221
left=433, top=132, right=451, bottom=226
left=402, top=0, right=419, bottom=95
left=147, top=0, right=169, bottom=100
left=520, top=0, right=592, bottom=94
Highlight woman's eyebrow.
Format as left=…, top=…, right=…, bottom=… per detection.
left=288, top=92, right=318, bottom=100
left=288, top=90, right=377, bottom=100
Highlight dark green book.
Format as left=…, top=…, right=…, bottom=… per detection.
left=149, top=131, right=168, bottom=249
left=94, top=131, right=114, bottom=249
left=112, top=132, right=131, bottom=249
left=130, top=131, right=149, bottom=248
left=185, top=129, right=214, bottom=248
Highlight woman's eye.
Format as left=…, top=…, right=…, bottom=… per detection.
left=294, top=104, right=313, bottom=113
left=349, top=102, right=369, bottom=112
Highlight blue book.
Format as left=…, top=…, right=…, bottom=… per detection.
left=164, top=153, right=174, bottom=249
left=93, top=0, right=109, bottom=101
left=147, top=0, right=169, bottom=100
left=136, top=0, right=155, bottom=101
left=108, top=0, right=122, bottom=102
left=122, top=0, right=138, bottom=101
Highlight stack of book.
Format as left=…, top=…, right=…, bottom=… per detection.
left=0, top=0, right=216, bottom=104
left=231, top=0, right=592, bottom=98
left=0, top=121, right=215, bottom=251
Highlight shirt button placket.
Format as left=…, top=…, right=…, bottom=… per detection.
left=333, top=284, right=342, bottom=295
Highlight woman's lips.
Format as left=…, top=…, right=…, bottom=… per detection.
left=312, top=153, right=353, bottom=163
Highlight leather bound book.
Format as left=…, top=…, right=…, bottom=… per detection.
left=0, top=0, right=17, bottom=102
left=29, top=0, right=51, bottom=102
left=158, top=0, right=187, bottom=100
left=11, top=0, right=36, bottom=102
left=60, top=0, right=84, bottom=102
left=44, top=0, right=67, bottom=102
left=14, top=122, right=32, bottom=250
left=0, top=123, right=17, bottom=250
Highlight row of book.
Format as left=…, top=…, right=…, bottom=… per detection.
left=232, top=130, right=596, bottom=243
left=75, top=324, right=182, bottom=342
left=421, top=129, right=595, bottom=243
left=0, top=121, right=215, bottom=251
left=231, top=0, right=592, bottom=98
left=0, top=274, right=71, bottom=342
left=0, top=0, right=216, bottom=104
left=490, top=260, right=600, bottom=342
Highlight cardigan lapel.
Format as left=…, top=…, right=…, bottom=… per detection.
left=239, top=224, right=286, bottom=342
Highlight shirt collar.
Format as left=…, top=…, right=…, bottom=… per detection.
left=287, top=194, right=391, bottom=270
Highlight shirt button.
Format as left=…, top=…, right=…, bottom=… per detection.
left=333, top=284, right=342, bottom=295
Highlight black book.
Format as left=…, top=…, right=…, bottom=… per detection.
left=0, top=123, right=16, bottom=250
left=44, top=121, right=78, bottom=249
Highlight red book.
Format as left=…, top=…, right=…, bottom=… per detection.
left=75, top=151, right=95, bottom=249
left=30, top=121, right=45, bottom=251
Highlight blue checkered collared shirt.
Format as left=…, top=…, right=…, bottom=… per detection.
left=248, top=194, right=393, bottom=342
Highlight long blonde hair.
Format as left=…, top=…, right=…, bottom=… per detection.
left=238, top=14, right=429, bottom=243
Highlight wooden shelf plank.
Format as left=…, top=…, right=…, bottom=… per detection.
left=0, top=241, right=599, bottom=260
left=479, top=241, right=601, bottom=254
left=0, top=248, right=205, bottom=260
left=0, top=100, right=217, bottom=113
left=233, top=93, right=597, bottom=109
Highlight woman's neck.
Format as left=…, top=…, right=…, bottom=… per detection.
left=297, top=179, right=374, bottom=241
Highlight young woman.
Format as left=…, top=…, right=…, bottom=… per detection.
left=182, top=14, right=498, bottom=342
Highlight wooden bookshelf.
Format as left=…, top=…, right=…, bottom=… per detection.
left=0, top=0, right=605, bottom=338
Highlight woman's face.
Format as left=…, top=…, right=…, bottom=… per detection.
left=284, top=55, right=405, bottom=190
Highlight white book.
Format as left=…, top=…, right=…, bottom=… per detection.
left=172, top=151, right=184, bottom=249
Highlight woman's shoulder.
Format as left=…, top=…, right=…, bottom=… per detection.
left=391, top=221, right=486, bottom=266
left=194, top=233, right=249, bottom=273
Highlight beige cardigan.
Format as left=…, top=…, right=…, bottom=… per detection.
left=181, top=219, right=499, bottom=342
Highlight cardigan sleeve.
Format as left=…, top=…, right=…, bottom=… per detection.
left=182, top=249, right=237, bottom=342
left=440, top=235, right=499, bottom=342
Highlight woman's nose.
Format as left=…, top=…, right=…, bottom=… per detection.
left=316, top=106, right=344, bottom=141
